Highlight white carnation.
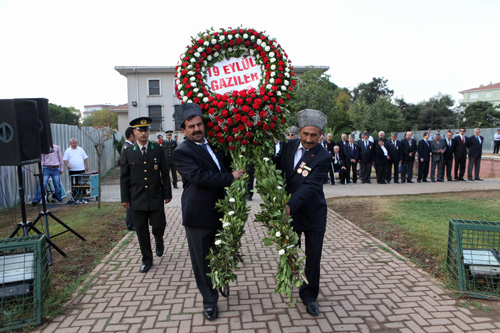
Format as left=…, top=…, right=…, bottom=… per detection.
left=229, top=198, right=235, bottom=202
left=278, top=249, right=285, bottom=255
left=243, top=33, right=248, bottom=39
left=277, top=91, right=282, bottom=96
left=228, top=211, right=235, bottom=216
left=269, top=52, right=275, bottom=57
left=223, top=222, right=230, bottom=228
left=271, top=65, right=276, bottom=70
left=193, top=88, right=199, bottom=93
left=265, top=46, right=270, bottom=52
left=214, top=52, right=219, bottom=57
left=194, top=52, right=200, bottom=58
left=271, top=72, right=276, bottom=77
left=187, top=99, right=193, bottom=103
left=251, top=35, right=255, bottom=41
left=270, top=78, right=275, bottom=83
left=197, top=93, right=203, bottom=98
left=285, top=73, right=290, bottom=78
left=277, top=186, right=282, bottom=190
left=270, top=58, right=276, bottom=63
left=281, top=86, right=287, bottom=91
left=215, top=239, right=222, bottom=246
left=275, top=231, right=281, bottom=237
left=207, top=55, right=212, bottom=61
left=228, top=47, right=233, bottom=52
left=191, top=82, right=197, bottom=87
left=228, top=35, right=233, bottom=40
left=204, top=41, right=209, bottom=46
left=266, top=84, right=272, bottom=89
left=188, top=71, right=195, bottom=76
left=190, top=77, right=196, bottom=82
left=211, top=39, right=217, bottom=44
left=187, top=65, right=193, bottom=69
left=203, top=97, right=209, bottom=103
left=190, top=58, right=196, bottom=63
left=177, top=84, right=182, bottom=90
left=182, top=96, right=188, bottom=102
left=261, top=42, right=267, bottom=48
left=256, top=39, right=262, bottom=45
left=219, top=35, right=225, bottom=41
left=284, top=80, right=289, bottom=86
left=198, top=47, right=204, bottom=52
left=263, top=157, right=270, bottom=162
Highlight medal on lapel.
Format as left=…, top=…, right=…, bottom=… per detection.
left=297, top=161, right=306, bottom=175
left=154, top=157, right=158, bottom=170
left=302, top=165, right=311, bottom=177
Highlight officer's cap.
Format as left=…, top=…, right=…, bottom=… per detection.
left=297, top=109, right=327, bottom=130
left=165, top=130, right=173, bottom=134
left=130, top=116, right=152, bottom=130
left=174, top=103, right=203, bottom=127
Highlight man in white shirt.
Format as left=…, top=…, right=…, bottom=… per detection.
left=63, top=138, right=89, bottom=201
left=493, top=129, right=500, bottom=154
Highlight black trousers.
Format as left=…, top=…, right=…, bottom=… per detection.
left=401, top=159, right=414, bottom=181
left=130, top=208, right=166, bottom=265
left=387, top=160, right=400, bottom=182
left=360, top=162, right=372, bottom=182
left=184, top=226, right=219, bottom=308
left=125, top=209, right=133, bottom=230
left=454, top=155, right=466, bottom=180
left=494, top=141, right=500, bottom=154
left=375, top=163, right=387, bottom=183
left=296, top=228, right=326, bottom=303
left=328, top=163, right=335, bottom=184
left=443, top=158, right=453, bottom=181
left=417, top=159, right=430, bottom=181
left=467, top=157, right=481, bottom=179
left=168, top=162, right=178, bottom=186
left=347, top=161, right=357, bottom=183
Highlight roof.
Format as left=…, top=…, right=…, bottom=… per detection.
left=114, top=65, right=329, bottom=76
left=459, top=82, right=500, bottom=94
left=109, top=103, right=128, bottom=114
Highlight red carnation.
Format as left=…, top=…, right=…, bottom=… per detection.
left=260, top=111, right=267, bottom=119
left=223, top=126, right=228, bottom=132
left=236, top=136, right=242, bottom=141
left=263, top=124, right=270, bottom=130
left=291, top=80, right=297, bottom=87
left=253, top=141, right=259, bottom=145
left=181, top=69, right=187, bottom=75
left=227, top=136, right=234, bottom=142
left=229, top=146, right=235, bottom=151
left=241, top=116, right=249, bottom=123
left=238, top=124, right=245, bottom=131
left=272, top=116, right=278, bottom=122
left=248, top=110, right=256, bottom=117
left=217, top=132, right=222, bottom=138
left=257, top=120, right=263, bottom=126
left=226, top=118, right=233, bottom=126
left=263, top=95, right=269, bottom=101
left=241, top=140, right=248, bottom=145
left=234, top=114, right=242, bottom=122
left=221, top=110, right=229, bottom=117
left=214, top=44, right=220, bottom=50
left=217, top=101, right=225, bottom=108
left=182, top=77, right=188, bottom=84
left=207, top=121, right=214, bottom=127
left=245, top=132, right=252, bottom=138
left=276, top=106, right=281, bottom=113
left=281, top=118, right=286, bottom=124
left=270, top=123, right=275, bottom=129
left=236, top=98, right=244, bottom=105
left=213, top=125, right=220, bottom=132
left=208, top=131, right=214, bottom=137
left=222, top=94, right=229, bottom=101
left=271, top=85, right=278, bottom=91
left=198, top=39, right=204, bottom=45
left=218, top=138, right=225, bottom=143
left=232, top=128, right=239, bottom=134
left=247, top=122, right=253, bottom=128
left=208, top=108, right=215, bottom=115
left=206, top=47, right=212, bottom=53
left=241, top=105, right=250, bottom=113
left=271, top=97, right=277, bottom=103
left=239, top=90, right=247, bottom=98
left=232, top=108, right=239, bottom=113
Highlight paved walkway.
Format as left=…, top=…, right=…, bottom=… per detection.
left=39, top=179, right=500, bottom=332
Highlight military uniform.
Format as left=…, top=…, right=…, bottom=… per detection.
left=120, top=128, right=172, bottom=269
left=162, top=134, right=178, bottom=188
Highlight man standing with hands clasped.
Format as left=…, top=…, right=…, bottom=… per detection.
left=172, top=103, right=245, bottom=321
left=275, top=109, right=331, bottom=317
left=120, top=117, right=172, bottom=273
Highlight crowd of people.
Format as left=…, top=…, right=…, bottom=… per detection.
left=318, top=128, right=486, bottom=185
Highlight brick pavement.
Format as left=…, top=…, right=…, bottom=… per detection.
left=38, top=179, right=500, bottom=332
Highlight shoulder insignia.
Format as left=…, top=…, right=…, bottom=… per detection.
left=132, top=146, right=137, bottom=151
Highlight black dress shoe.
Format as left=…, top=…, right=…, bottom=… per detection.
left=408, top=180, right=414, bottom=183
left=156, top=247, right=164, bottom=257
left=423, top=179, right=430, bottom=183
left=468, top=178, right=474, bottom=181
left=437, top=180, right=444, bottom=182
left=394, top=181, right=400, bottom=183
left=431, top=179, right=436, bottom=182
left=140, top=263, right=152, bottom=273
left=475, top=178, right=483, bottom=181
left=305, top=301, right=320, bottom=316
left=417, top=180, right=422, bottom=183
left=127, top=227, right=135, bottom=231
left=204, top=306, right=218, bottom=320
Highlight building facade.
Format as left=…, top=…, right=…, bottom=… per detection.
left=83, top=104, right=116, bottom=118
left=114, top=65, right=329, bottom=136
left=459, top=82, right=500, bottom=108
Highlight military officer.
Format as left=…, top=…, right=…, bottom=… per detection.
left=162, top=130, right=179, bottom=189
left=120, top=117, right=172, bottom=273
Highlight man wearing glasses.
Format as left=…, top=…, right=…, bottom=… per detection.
left=453, top=127, right=468, bottom=181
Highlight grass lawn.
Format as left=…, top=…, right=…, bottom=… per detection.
left=0, top=200, right=128, bottom=326
left=328, top=190, right=500, bottom=281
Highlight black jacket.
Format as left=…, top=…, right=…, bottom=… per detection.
left=120, top=141, right=172, bottom=211
left=374, top=145, right=389, bottom=166
left=467, top=135, right=483, bottom=159
left=385, top=140, right=402, bottom=163
left=162, top=139, right=178, bottom=164
left=173, top=139, right=234, bottom=229
left=401, top=139, right=417, bottom=161
left=357, top=140, right=374, bottom=163
left=453, top=135, right=468, bottom=158
left=275, top=139, right=331, bottom=231
left=418, top=139, right=431, bottom=162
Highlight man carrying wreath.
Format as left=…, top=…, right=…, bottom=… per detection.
left=172, top=103, right=245, bottom=321
left=275, top=109, right=331, bottom=316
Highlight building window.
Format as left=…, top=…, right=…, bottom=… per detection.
left=148, top=79, right=160, bottom=96
left=470, top=93, right=478, bottom=99
left=486, top=92, right=492, bottom=98
left=148, top=105, right=162, bottom=131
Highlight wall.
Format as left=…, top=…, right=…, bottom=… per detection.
left=0, top=123, right=118, bottom=209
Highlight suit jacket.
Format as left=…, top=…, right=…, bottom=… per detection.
left=324, top=141, right=335, bottom=156
left=121, top=140, right=133, bottom=154
left=443, top=137, right=454, bottom=160
left=467, top=135, right=483, bottom=159
left=337, top=140, right=349, bottom=155
left=357, top=140, right=375, bottom=163
left=344, top=142, right=359, bottom=162
left=120, top=141, right=172, bottom=211
left=161, top=139, right=177, bottom=164
left=453, top=135, right=468, bottom=158
left=385, top=140, right=402, bottom=163
left=401, top=139, right=417, bottom=161
left=275, top=139, right=331, bottom=231
left=332, top=151, right=345, bottom=171
left=374, top=145, right=389, bottom=166
left=173, top=139, right=234, bottom=229
left=430, top=139, right=446, bottom=161
left=418, top=139, right=431, bottom=161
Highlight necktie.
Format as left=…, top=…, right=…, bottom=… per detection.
left=462, top=136, right=465, bottom=144
left=350, top=143, right=353, bottom=150
left=365, top=141, right=368, bottom=149
left=335, top=154, right=339, bottom=163
left=393, top=141, right=396, bottom=148
left=200, top=143, right=209, bottom=153
left=477, top=136, right=481, bottom=144
left=142, top=146, right=147, bottom=157
left=448, top=139, right=451, bottom=147
left=295, top=147, right=304, bottom=169
left=409, top=141, right=411, bottom=147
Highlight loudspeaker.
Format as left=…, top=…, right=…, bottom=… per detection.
left=0, top=99, right=41, bottom=166
left=17, top=98, right=53, bottom=153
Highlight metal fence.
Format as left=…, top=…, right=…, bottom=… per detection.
left=0, top=123, right=119, bottom=209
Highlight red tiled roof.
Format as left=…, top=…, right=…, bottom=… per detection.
left=460, top=82, right=500, bottom=93
left=108, top=103, right=128, bottom=111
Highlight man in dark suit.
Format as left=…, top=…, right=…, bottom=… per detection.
left=453, top=127, right=468, bottom=181
left=401, top=131, right=417, bottom=183
left=120, top=117, right=172, bottom=273
left=121, top=127, right=136, bottom=231
left=337, top=133, right=349, bottom=154
left=443, top=131, right=454, bottom=181
left=467, top=128, right=484, bottom=181
left=172, top=104, right=244, bottom=321
left=417, top=132, right=431, bottom=182
left=345, top=135, right=359, bottom=183
left=331, top=145, right=348, bottom=184
left=275, top=109, right=331, bottom=317
left=430, top=133, right=446, bottom=182
left=358, top=132, right=374, bottom=183
left=162, top=130, right=178, bottom=189
left=385, top=132, right=402, bottom=183
left=324, top=133, right=335, bottom=184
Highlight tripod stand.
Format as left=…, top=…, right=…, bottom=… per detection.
left=9, top=162, right=87, bottom=265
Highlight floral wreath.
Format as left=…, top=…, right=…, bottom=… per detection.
left=175, top=27, right=304, bottom=303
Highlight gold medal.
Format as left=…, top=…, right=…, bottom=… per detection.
left=297, top=168, right=303, bottom=174
left=302, top=170, right=309, bottom=177
left=154, top=164, right=158, bottom=170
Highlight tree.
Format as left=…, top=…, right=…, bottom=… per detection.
left=395, top=97, right=424, bottom=131
left=462, top=101, right=500, bottom=128
left=350, top=96, right=404, bottom=133
left=49, top=103, right=81, bottom=125
left=352, top=77, right=394, bottom=105
left=290, top=67, right=338, bottom=126
left=417, top=93, right=455, bottom=130
left=82, top=109, right=118, bottom=129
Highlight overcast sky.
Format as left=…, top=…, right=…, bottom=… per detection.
left=1, top=0, right=499, bottom=113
